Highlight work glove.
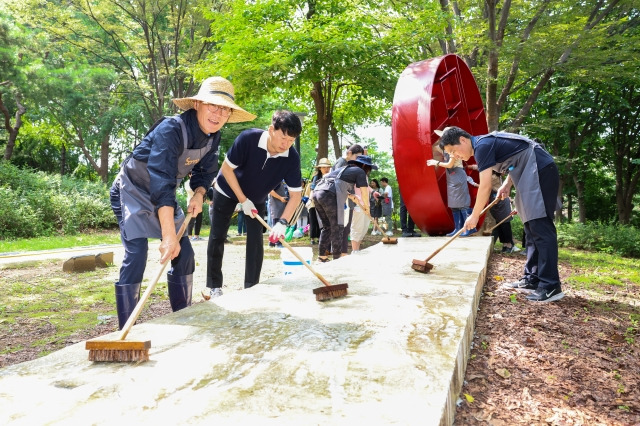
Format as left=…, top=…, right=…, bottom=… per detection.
left=241, top=198, right=258, bottom=217
left=301, top=196, right=309, bottom=204
left=269, top=221, right=287, bottom=244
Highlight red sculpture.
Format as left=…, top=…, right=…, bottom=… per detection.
left=392, top=54, right=489, bottom=235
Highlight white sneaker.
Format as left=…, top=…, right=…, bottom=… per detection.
left=202, top=287, right=223, bottom=301
left=385, top=231, right=393, bottom=236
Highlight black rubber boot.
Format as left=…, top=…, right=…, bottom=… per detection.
left=115, top=281, right=141, bottom=330
left=167, top=272, right=193, bottom=312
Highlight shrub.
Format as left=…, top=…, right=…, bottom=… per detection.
left=557, top=222, right=640, bottom=258
left=0, top=161, right=117, bottom=239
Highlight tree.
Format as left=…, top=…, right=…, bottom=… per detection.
left=199, top=0, right=446, bottom=162
left=0, top=12, right=27, bottom=160
left=438, top=0, right=633, bottom=132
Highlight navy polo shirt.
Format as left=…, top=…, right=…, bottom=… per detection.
left=216, top=128, right=302, bottom=204
left=131, top=109, right=220, bottom=209
left=472, top=133, right=553, bottom=173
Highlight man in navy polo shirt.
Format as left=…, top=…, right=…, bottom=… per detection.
left=203, top=110, right=303, bottom=299
left=438, top=126, right=564, bottom=303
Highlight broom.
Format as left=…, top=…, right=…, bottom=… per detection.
left=254, top=215, right=348, bottom=302
left=348, top=195, right=398, bottom=244
left=412, top=197, right=501, bottom=273
left=85, top=212, right=192, bottom=362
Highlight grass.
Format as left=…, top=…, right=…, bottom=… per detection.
left=0, top=228, right=212, bottom=253
left=0, top=258, right=168, bottom=358
left=559, top=248, right=640, bottom=292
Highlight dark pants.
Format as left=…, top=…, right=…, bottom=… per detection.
left=308, top=207, right=320, bottom=239
left=522, top=163, right=560, bottom=290
left=492, top=222, right=514, bottom=245
left=187, top=212, right=203, bottom=236
left=399, top=198, right=415, bottom=233
left=110, top=186, right=194, bottom=285
left=237, top=211, right=246, bottom=234
left=314, top=190, right=344, bottom=259
left=207, top=191, right=266, bottom=289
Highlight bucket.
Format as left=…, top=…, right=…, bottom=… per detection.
left=281, top=247, right=313, bottom=277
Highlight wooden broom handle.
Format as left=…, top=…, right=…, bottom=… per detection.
left=488, top=210, right=517, bottom=233
left=424, top=197, right=501, bottom=263
left=254, top=214, right=333, bottom=287
left=118, top=212, right=192, bottom=340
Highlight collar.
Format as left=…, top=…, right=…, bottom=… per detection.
left=258, top=131, right=290, bottom=158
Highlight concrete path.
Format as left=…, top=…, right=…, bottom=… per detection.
left=0, top=236, right=493, bottom=425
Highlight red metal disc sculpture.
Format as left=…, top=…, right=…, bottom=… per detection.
left=392, top=54, right=489, bottom=235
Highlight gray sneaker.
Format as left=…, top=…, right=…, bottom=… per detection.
left=526, top=286, right=565, bottom=303
left=201, top=287, right=223, bottom=301
left=504, top=278, right=538, bottom=293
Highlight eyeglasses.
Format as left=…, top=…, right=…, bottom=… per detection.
left=201, top=102, right=233, bottom=117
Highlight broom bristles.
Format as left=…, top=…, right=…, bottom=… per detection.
left=86, top=339, right=151, bottom=362
left=88, top=349, right=149, bottom=362
left=313, top=283, right=348, bottom=301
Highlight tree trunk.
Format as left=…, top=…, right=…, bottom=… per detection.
left=99, top=131, right=110, bottom=183
left=555, top=177, right=565, bottom=222
left=310, top=81, right=330, bottom=161
left=0, top=90, right=26, bottom=161
left=573, top=175, right=586, bottom=223
left=60, top=144, right=66, bottom=176
left=329, top=124, right=341, bottom=162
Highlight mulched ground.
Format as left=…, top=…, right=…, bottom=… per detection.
left=2, top=234, right=639, bottom=424
left=454, top=251, right=640, bottom=425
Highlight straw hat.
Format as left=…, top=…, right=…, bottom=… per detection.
left=172, top=77, right=257, bottom=123
left=315, top=158, right=332, bottom=168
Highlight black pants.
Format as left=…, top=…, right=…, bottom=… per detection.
left=314, top=190, right=344, bottom=259
left=399, top=198, right=415, bottom=233
left=522, top=163, right=560, bottom=289
left=341, top=208, right=353, bottom=253
left=206, top=190, right=266, bottom=289
left=187, top=211, right=203, bottom=236
left=308, top=207, right=320, bottom=239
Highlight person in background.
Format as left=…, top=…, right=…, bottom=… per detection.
left=203, top=110, right=302, bottom=299
left=427, top=143, right=476, bottom=237
left=312, top=155, right=377, bottom=261
left=235, top=203, right=246, bottom=236
left=399, top=193, right=421, bottom=238
left=379, top=177, right=394, bottom=236
left=369, top=179, right=383, bottom=235
left=438, top=126, right=563, bottom=303
left=307, top=157, right=332, bottom=245
left=486, top=168, right=520, bottom=253
left=109, top=76, right=255, bottom=329
left=333, top=144, right=366, bottom=254
left=350, top=183, right=371, bottom=253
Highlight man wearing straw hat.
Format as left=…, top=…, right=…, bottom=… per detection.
left=109, top=76, right=256, bottom=329
left=203, top=110, right=303, bottom=299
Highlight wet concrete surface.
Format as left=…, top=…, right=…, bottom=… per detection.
left=0, top=236, right=492, bottom=425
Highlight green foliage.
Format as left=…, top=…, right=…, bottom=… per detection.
left=0, top=161, right=116, bottom=239
left=557, top=222, right=640, bottom=258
